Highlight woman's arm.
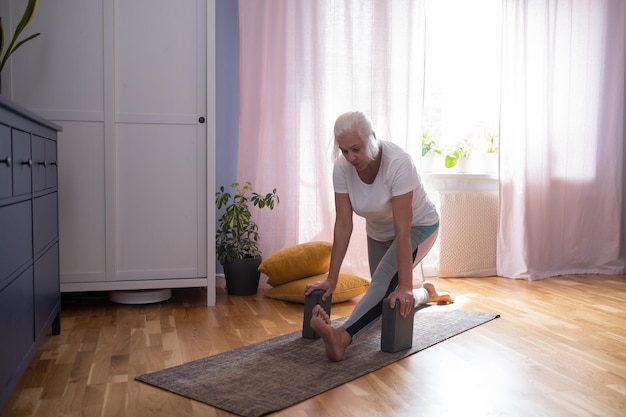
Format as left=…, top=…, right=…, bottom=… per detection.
left=388, top=191, right=415, bottom=317
left=304, top=192, right=353, bottom=300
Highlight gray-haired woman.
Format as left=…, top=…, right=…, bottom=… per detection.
left=305, top=111, right=453, bottom=362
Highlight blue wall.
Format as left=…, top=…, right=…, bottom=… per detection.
left=215, top=0, right=240, bottom=189
left=215, top=0, right=240, bottom=273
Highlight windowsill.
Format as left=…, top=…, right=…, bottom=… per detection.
left=422, top=172, right=498, bottom=181
left=422, top=172, right=499, bottom=192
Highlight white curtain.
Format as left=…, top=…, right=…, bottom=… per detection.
left=237, top=0, right=426, bottom=279
left=498, top=0, right=626, bottom=279
left=236, top=0, right=626, bottom=281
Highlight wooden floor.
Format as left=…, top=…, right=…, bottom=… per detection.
left=2, top=275, right=626, bottom=417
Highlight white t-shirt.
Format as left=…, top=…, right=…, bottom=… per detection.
left=333, top=140, right=439, bottom=241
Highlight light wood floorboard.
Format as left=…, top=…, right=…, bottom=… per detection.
left=2, top=275, right=626, bottom=417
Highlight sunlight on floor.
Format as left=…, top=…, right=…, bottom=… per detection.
left=441, top=293, right=473, bottom=309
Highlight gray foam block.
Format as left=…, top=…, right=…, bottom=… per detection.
left=302, top=290, right=332, bottom=339
left=381, top=297, right=416, bottom=353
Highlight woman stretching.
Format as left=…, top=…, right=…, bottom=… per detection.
left=304, top=111, right=453, bottom=362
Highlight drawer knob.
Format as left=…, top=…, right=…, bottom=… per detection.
left=21, top=159, right=33, bottom=167
left=0, top=156, right=10, bottom=167
left=38, top=160, right=48, bottom=167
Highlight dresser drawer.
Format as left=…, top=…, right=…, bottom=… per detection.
left=31, top=136, right=57, bottom=192
left=33, top=193, right=58, bottom=255
left=45, top=139, right=57, bottom=188
left=32, top=135, right=46, bottom=192
left=12, top=129, right=32, bottom=196
left=0, top=124, right=10, bottom=199
left=0, top=268, right=35, bottom=392
left=0, top=201, right=32, bottom=281
left=34, top=243, right=59, bottom=336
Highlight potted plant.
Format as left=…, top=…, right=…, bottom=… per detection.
left=421, top=132, right=441, bottom=172
left=216, top=181, right=279, bottom=295
left=483, top=130, right=499, bottom=173
left=485, top=131, right=498, bottom=154
left=0, top=0, right=40, bottom=92
left=444, top=137, right=473, bottom=172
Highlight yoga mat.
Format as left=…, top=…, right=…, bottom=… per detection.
left=137, top=308, right=499, bottom=417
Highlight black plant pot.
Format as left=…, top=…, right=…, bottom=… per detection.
left=222, top=256, right=262, bottom=296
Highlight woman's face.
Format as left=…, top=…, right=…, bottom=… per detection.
left=337, top=130, right=370, bottom=171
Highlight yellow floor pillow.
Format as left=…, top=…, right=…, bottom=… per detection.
left=259, top=241, right=332, bottom=286
left=264, top=273, right=370, bottom=304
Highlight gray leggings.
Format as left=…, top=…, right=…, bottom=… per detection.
left=342, top=223, right=439, bottom=339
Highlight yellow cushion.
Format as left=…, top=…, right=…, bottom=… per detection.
left=264, top=273, right=370, bottom=304
left=259, top=241, right=333, bottom=286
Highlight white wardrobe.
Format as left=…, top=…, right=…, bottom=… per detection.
left=2, top=0, right=216, bottom=305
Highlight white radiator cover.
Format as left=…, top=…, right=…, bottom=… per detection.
left=436, top=190, right=499, bottom=277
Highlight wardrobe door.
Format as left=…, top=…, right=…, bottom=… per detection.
left=114, top=0, right=207, bottom=281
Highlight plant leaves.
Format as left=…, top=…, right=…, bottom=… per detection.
left=215, top=182, right=279, bottom=261
left=445, top=155, right=457, bottom=169
left=0, top=0, right=40, bottom=73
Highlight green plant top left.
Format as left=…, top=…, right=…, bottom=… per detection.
left=0, top=0, right=40, bottom=74
left=215, top=181, right=280, bottom=265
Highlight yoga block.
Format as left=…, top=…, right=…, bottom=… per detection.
left=302, top=290, right=332, bottom=339
left=381, top=298, right=416, bottom=353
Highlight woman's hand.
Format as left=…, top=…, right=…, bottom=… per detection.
left=388, top=286, right=414, bottom=318
left=304, top=279, right=336, bottom=301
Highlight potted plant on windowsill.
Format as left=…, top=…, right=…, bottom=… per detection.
left=216, top=181, right=279, bottom=296
left=484, top=131, right=499, bottom=173
left=421, top=132, right=441, bottom=172
left=444, top=137, right=473, bottom=172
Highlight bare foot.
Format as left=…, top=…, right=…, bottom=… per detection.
left=423, top=281, right=454, bottom=305
left=309, top=305, right=351, bottom=362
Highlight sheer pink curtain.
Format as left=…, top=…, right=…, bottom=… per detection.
left=237, top=0, right=426, bottom=280
left=498, top=0, right=626, bottom=279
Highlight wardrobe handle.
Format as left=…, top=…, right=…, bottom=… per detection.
left=50, top=161, right=57, bottom=167
left=0, top=156, right=10, bottom=167
left=21, top=159, right=33, bottom=167
left=38, top=160, right=48, bottom=167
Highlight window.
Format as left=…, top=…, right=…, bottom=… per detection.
left=421, top=0, right=502, bottom=174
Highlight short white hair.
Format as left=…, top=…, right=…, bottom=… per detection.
left=332, top=111, right=380, bottom=161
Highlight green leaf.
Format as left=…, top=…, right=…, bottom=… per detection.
left=0, top=18, right=5, bottom=60
left=0, top=0, right=40, bottom=73
left=444, top=155, right=458, bottom=169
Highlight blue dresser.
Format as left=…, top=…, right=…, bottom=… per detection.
left=0, top=96, right=62, bottom=412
